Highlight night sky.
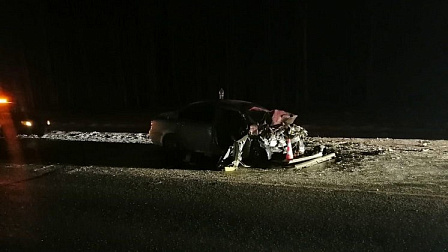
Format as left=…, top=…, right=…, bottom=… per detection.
left=1, top=0, right=448, bottom=124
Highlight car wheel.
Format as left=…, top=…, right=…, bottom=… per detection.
left=162, top=134, right=180, bottom=149
left=243, top=139, right=269, bottom=168
left=162, top=134, right=185, bottom=166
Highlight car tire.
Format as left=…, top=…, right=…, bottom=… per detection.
left=243, top=139, right=269, bottom=168
left=163, top=134, right=181, bottom=149
left=162, top=134, right=185, bottom=166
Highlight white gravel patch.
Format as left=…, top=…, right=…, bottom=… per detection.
left=40, top=131, right=153, bottom=144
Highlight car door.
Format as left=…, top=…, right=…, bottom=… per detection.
left=177, top=102, right=216, bottom=154
left=214, top=107, right=248, bottom=149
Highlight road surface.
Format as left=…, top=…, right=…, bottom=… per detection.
left=1, top=134, right=448, bottom=251
left=1, top=162, right=447, bottom=251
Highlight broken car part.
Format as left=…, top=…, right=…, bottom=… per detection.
left=291, top=153, right=336, bottom=170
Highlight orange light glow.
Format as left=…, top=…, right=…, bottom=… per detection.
left=21, top=121, right=33, bottom=127
left=0, top=98, right=9, bottom=103
left=0, top=109, right=24, bottom=164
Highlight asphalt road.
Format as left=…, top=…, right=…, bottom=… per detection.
left=1, top=137, right=448, bottom=251
left=1, top=163, right=448, bottom=252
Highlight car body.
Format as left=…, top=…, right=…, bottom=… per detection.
left=150, top=100, right=260, bottom=156
left=0, top=94, right=50, bottom=136
left=149, top=99, right=307, bottom=164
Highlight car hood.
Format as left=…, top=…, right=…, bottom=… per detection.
left=247, top=107, right=297, bottom=126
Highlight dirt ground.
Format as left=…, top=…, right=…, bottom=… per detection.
left=141, top=136, right=448, bottom=198
left=53, top=136, right=448, bottom=198
left=2, top=135, right=448, bottom=198
left=248, top=137, right=448, bottom=197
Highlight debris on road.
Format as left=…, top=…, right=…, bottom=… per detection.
left=284, top=145, right=325, bottom=165
left=285, top=152, right=323, bottom=165
left=291, top=153, right=336, bottom=170
left=281, top=144, right=336, bottom=170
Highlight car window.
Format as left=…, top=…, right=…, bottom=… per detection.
left=219, top=109, right=246, bottom=127
left=215, top=108, right=247, bottom=147
left=178, top=103, right=215, bottom=123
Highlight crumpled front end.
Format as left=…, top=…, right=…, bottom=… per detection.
left=218, top=108, right=308, bottom=169
left=260, top=123, right=308, bottom=158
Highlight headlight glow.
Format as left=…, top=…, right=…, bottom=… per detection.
left=0, top=98, right=9, bottom=104
left=47, top=120, right=51, bottom=126
left=21, top=121, right=33, bottom=127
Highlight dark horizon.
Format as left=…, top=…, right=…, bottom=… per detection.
left=1, top=0, right=448, bottom=124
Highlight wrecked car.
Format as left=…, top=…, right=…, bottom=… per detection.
left=149, top=99, right=307, bottom=168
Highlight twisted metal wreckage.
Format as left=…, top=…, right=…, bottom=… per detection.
left=218, top=108, right=335, bottom=171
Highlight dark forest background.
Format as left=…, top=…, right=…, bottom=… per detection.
left=1, top=0, right=448, bottom=124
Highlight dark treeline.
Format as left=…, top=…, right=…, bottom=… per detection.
left=1, top=0, right=448, bottom=122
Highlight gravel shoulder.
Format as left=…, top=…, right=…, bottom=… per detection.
left=63, top=136, right=448, bottom=197
left=3, top=133, right=448, bottom=197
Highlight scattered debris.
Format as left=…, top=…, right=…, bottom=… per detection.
left=286, top=152, right=323, bottom=164
left=291, top=153, right=336, bottom=170
left=284, top=145, right=325, bottom=165
left=280, top=144, right=336, bottom=170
